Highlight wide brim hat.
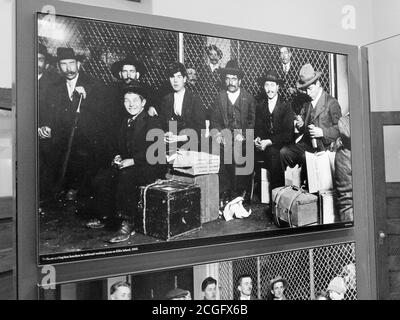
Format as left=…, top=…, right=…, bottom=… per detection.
left=121, top=82, right=148, bottom=100
left=111, top=55, right=146, bottom=79
left=269, top=276, right=288, bottom=290
left=165, top=288, right=189, bottom=300
left=219, top=59, right=244, bottom=79
left=38, top=43, right=55, bottom=64
left=56, top=47, right=86, bottom=62
left=296, top=63, right=322, bottom=89
left=259, top=69, right=284, bottom=86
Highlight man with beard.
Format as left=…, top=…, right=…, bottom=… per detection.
left=210, top=59, right=256, bottom=205
left=254, top=70, right=294, bottom=190
left=48, top=47, right=108, bottom=201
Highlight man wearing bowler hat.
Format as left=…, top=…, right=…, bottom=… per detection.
left=280, top=63, right=342, bottom=185
left=254, top=70, right=294, bottom=190
left=48, top=47, right=108, bottom=202
left=269, top=276, right=288, bottom=300
left=210, top=59, right=256, bottom=205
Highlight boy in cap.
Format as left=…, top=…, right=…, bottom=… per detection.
left=88, top=83, right=161, bottom=243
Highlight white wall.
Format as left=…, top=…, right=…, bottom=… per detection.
left=0, top=0, right=379, bottom=89
left=0, top=0, right=12, bottom=88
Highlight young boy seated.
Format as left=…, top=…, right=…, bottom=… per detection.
left=87, top=84, right=162, bottom=243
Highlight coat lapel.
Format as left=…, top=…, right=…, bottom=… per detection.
left=220, top=92, right=229, bottom=127
left=312, top=91, right=328, bottom=121
left=239, top=90, right=248, bottom=128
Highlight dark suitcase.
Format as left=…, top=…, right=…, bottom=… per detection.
left=272, top=186, right=319, bottom=227
left=137, top=180, right=201, bottom=240
left=166, top=171, right=220, bottom=224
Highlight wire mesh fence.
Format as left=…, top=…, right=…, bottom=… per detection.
left=38, top=14, right=179, bottom=89
left=219, top=242, right=357, bottom=300
left=38, top=14, right=332, bottom=111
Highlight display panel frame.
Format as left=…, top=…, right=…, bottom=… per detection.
left=14, top=0, right=374, bottom=299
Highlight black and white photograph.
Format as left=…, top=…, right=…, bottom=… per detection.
left=7, top=0, right=397, bottom=302
left=39, top=242, right=357, bottom=300
left=36, top=12, right=354, bottom=264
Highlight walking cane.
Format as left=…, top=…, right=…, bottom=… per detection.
left=55, top=93, right=84, bottom=200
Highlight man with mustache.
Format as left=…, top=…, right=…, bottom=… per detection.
left=210, top=60, right=256, bottom=205
left=254, top=70, right=294, bottom=190
left=48, top=47, right=108, bottom=202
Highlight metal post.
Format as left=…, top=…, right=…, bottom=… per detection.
left=178, top=32, right=184, bottom=64
left=257, top=256, right=261, bottom=299
left=309, top=248, right=315, bottom=300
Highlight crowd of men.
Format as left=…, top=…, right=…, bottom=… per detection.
left=109, top=270, right=353, bottom=300
left=38, top=42, right=346, bottom=243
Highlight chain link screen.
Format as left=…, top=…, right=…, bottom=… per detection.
left=38, top=14, right=333, bottom=109
left=183, top=34, right=332, bottom=110
left=38, top=14, right=179, bottom=89
left=219, top=242, right=357, bottom=300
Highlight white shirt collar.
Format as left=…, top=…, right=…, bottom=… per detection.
left=66, top=74, right=79, bottom=100
left=268, top=95, right=278, bottom=113
left=210, top=63, right=219, bottom=72
left=174, top=88, right=186, bottom=116
left=282, top=62, right=290, bottom=73
left=311, top=88, right=323, bottom=108
left=227, top=89, right=240, bottom=105
left=38, top=73, right=43, bottom=80
left=239, top=295, right=250, bottom=300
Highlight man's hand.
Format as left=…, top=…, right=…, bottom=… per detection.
left=119, top=158, right=134, bottom=169
left=74, top=86, right=87, bottom=99
left=235, top=133, right=245, bottom=142
left=215, top=133, right=225, bottom=145
left=148, top=106, right=158, bottom=117
left=295, top=115, right=304, bottom=128
left=38, top=126, right=52, bottom=139
left=259, top=139, right=272, bottom=151
left=308, top=124, right=324, bottom=138
left=288, top=87, right=297, bottom=95
left=164, top=132, right=188, bottom=144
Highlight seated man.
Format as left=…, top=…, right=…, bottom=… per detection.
left=88, top=84, right=161, bottom=243
left=255, top=70, right=294, bottom=190
left=280, top=64, right=342, bottom=185
left=110, top=281, right=132, bottom=300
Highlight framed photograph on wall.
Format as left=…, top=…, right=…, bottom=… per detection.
left=33, top=6, right=356, bottom=265
left=38, top=241, right=357, bottom=300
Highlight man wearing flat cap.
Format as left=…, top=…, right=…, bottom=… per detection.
left=210, top=59, right=256, bottom=205
left=47, top=47, right=108, bottom=202
left=280, top=63, right=342, bottom=184
left=269, top=276, right=288, bottom=300
left=165, top=288, right=192, bottom=300
left=255, top=70, right=294, bottom=190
